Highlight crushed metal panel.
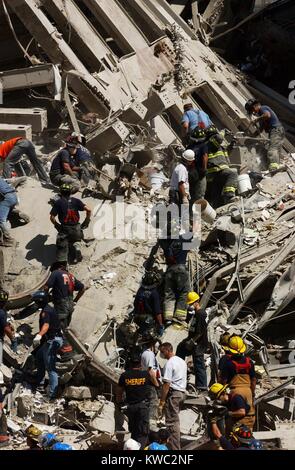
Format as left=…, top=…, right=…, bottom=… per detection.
left=257, top=261, right=295, bottom=332
left=229, top=232, right=295, bottom=323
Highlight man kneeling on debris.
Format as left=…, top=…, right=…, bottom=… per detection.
left=198, top=126, right=237, bottom=207
left=0, top=137, right=49, bottom=183
left=49, top=136, right=82, bottom=193
left=31, top=291, right=63, bottom=401
left=245, top=99, right=285, bottom=171
left=116, top=349, right=159, bottom=449
left=176, top=292, right=208, bottom=392
left=219, top=336, right=256, bottom=431
left=50, top=183, right=91, bottom=263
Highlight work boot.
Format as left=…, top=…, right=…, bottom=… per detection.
left=157, top=325, right=165, bottom=337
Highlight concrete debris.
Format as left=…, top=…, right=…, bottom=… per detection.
left=0, top=0, right=295, bottom=453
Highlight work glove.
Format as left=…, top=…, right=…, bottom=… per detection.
left=81, top=219, right=90, bottom=230
left=10, top=337, right=18, bottom=353
left=157, top=400, right=165, bottom=420
left=54, top=222, right=62, bottom=232
left=185, top=338, right=196, bottom=352
left=33, top=334, right=42, bottom=348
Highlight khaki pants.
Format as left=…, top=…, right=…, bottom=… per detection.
left=165, top=389, right=186, bottom=450
left=268, top=126, right=285, bottom=166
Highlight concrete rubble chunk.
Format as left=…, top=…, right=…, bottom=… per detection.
left=64, top=386, right=99, bottom=401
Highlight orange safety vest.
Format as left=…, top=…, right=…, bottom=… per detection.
left=0, top=137, right=23, bottom=160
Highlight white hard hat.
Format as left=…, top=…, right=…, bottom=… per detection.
left=123, top=438, right=141, bottom=450
left=182, top=149, right=195, bottom=161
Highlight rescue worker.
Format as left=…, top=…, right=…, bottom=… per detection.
left=218, top=332, right=233, bottom=381
left=31, top=291, right=63, bottom=400
left=212, top=423, right=261, bottom=450
left=181, top=102, right=212, bottom=146
left=209, top=383, right=253, bottom=434
left=245, top=99, right=285, bottom=171
left=199, top=127, right=237, bottom=207
left=116, top=349, right=159, bottom=449
left=158, top=342, right=187, bottom=450
left=141, top=336, right=161, bottom=425
left=25, top=425, right=42, bottom=450
left=49, top=137, right=81, bottom=193
left=169, top=149, right=195, bottom=207
left=219, top=336, right=256, bottom=431
left=0, top=137, right=49, bottom=183
left=50, top=183, right=91, bottom=263
left=0, top=177, right=18, bottom=246
left=159, top=232, right=191, bottom=324
left=0, top=291, right=16, bottom=370
left=70, top=133, right=95, bottom=186
left=44, top=261, right=85, bottom=355
left=176, top=292, right=208, bottom=391
left=134, top=271, right=164, bottom=336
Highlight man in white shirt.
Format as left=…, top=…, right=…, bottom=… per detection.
left=169, top=150, right=195, bottom=206
left=158, top=342, right=187, bottom=450
left=141, top=337, right=161, bottom=426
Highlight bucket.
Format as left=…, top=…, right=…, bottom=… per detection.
left=194, top=199, right=216, bottom=224
left=238, top=173, right=252, bottom=194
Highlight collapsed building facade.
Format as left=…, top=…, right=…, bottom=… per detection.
left=0, top=0, right=295, bottom=450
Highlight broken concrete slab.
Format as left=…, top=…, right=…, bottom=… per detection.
left=0, top=124, right=32, bottom=141
left=64, top=386, right=99, bottom=401
left=0, top=108, right=47, bottom=133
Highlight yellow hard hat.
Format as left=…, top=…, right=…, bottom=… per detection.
left=228, top=335, right=246, bottom=354
left=209, top=383, right=228, bottom=399
left=187, top=291, right=200, bottom=305
left=25, top=425, right=42, bottom=441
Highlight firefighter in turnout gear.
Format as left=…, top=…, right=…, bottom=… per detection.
left=198, top=127, right=237, bottom=207
left=219, top=336, right=256, bottom=431
left=159, top=233, right=191, bottom=324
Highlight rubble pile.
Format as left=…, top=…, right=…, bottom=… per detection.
left=0, top=0, right=295, bottom=452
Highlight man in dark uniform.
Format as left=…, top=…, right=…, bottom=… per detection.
left=50, top=183, right=91, bottom=263
left=176, top=291, right=208, bottom=390
left=134, top=271, right=164, bottom=336
left=49, top=137, right=81, bottom=193
left=31, top=291, right=63, bottom=400
left=44, top=261, right=85, bottom=355
left=116, top=349, right=159, bottom=448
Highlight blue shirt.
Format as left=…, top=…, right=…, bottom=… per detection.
left=46, top=269, right=84, bottom=301
left=181, top=109, right=212, bottom=132
left=229, top=393, right=250, bottom=415
left=258, top=105, right=281, bottom=131
left=50, top=196, right=85, bottom=225
left=0, top=308, right=8, bottom=339
left=134, top=286, right=161, bottom=316
left=50, top=149, right=75, bottom=175
left=0, top=178, right=15, bottom=195
left=39, top=305, right=61, bottom=340
left=74, top=146, right=92, bottom=165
